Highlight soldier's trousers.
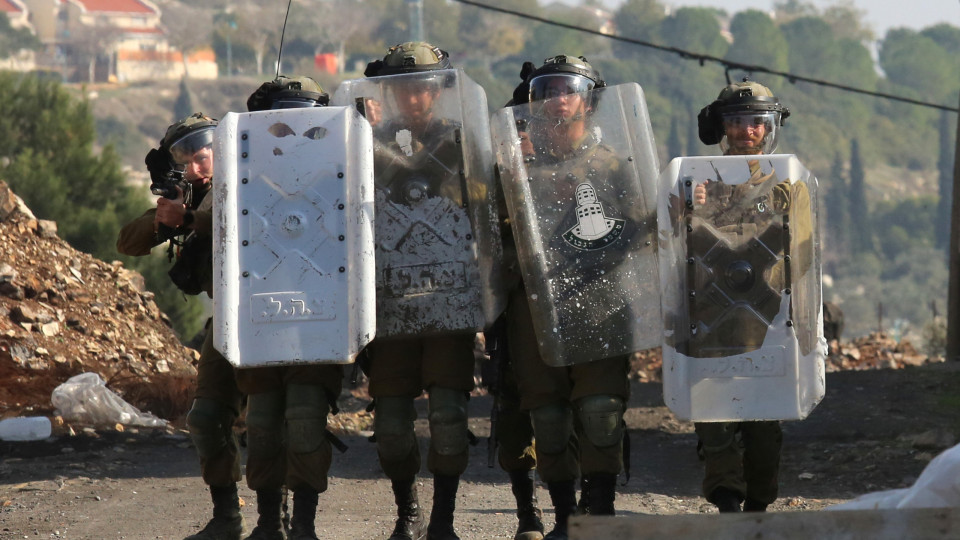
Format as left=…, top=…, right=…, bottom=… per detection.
left=367, top=334, right=476, bottom=480
left=496, top=356, right=537, bottom=473
left=235, top=364, right=343, bottom=492
left=507, top=288, right=630, bottom=483
left=195, top=321, right=243, bottom=486
left=695, top=420, right=782, bottom=505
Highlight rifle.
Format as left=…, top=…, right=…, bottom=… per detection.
left=144, top=146, right=191, bottom=244
left=482, top=314, right=509, bottom=468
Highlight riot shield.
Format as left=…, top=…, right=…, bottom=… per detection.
left=213, top=106, right=376, bottom=367
left=331, top=69, right=504, bottom=338
left=658, top=155, right=825, bottom=421
left=490, top=83, right=661, bottom=366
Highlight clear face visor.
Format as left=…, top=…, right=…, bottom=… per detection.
left=719, top=111, right=781, bottom=155
left=168, top=127, right=215, bottom=165
left=528, top=73, right=596, bottom=103
left=270, top=97, right=321, bottom=109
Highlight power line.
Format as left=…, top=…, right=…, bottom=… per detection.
left=451, top=0, right=959, bottom=113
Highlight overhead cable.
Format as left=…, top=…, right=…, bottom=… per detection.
left=451, top=0, right=959, bottom=113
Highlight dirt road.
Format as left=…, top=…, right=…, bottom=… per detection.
left=2, top=362, right=959, bottom=539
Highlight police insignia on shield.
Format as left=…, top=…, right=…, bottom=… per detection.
left=561, top=182, right=626, bottom=251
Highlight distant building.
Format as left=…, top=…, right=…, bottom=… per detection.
left=0, top=0, right=38, bottom=71
left=6, top=0, right=216, bottom=82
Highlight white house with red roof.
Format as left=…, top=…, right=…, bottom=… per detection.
left=11, top=0, right=216, bottom=82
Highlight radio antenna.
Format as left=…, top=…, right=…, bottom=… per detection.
left=275, top=0, right=293, bottom=79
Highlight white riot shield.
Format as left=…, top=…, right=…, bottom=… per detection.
left=331, top=69, right=504, bottom=338
left=213, top=107, right=376, bottom=367
left=658, top=155, right=825, bottom=421
left=490, top=83, right=661, bottom=366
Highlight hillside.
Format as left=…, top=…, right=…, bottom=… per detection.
left=0, top=180, right=197, bottom=423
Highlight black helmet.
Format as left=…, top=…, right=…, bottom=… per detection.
left=162, top=112, right=218, bottom=165
left=247, top=75, right=329, bottom=111
left=364, top=41, right=451, bottom=77
left=698, top=78, right=790, bottom=154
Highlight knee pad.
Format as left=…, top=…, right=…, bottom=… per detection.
left=427, top=386, right=468, bottom=457
left=374, top=396, right=417, bottom=462
left=285, top=384, right=331, bottom=454
left=186, top=398, right=235, bottom=459
left=245, top=391, right=284, bottom=459
left=576, top=395, right=624, bottom=449
left=530, top=403, right=573, bottom=455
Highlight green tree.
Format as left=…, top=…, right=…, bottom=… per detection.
left=880, top=29, right=958, bottom=103
left=0, top=12, right=40, bottom=56
left=0, top=73, right=141, bottom=260
left=726, top=9, right=789, bottom=80
left=936, top=111, right=954, bottom=249
left=847, top=138, right=871, bottom=254
left=824, top=152, right=847, bottom=259
left=666, top=114, right=682, bottom=159
left=659, top=7, right=728, bottom=56
left=173, top=77, right=195, bottom=121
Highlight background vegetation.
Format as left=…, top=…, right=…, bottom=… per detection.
left=0, top=0, right=957, bottom=346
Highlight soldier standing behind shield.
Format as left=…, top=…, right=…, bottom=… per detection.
left=231, top=76, right=345, bottom=540
left=358, top=42, right=477, bottom=540
left=118, top=115, right=247, bottom=540
left=497, top=55, right=632, bottom=540
left=692, top=78, right=808, bottom=513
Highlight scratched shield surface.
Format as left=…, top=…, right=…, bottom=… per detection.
left=213, top=107, right=376, bottom=367
left=490, top=83, right=661, bottom=367
left=657, top=155, right=825, bottom=421
left=332, top=69, right=504, bottom=338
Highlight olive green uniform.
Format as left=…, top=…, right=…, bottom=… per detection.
left=117, top=185, right=243, bottom=488
left=367, top=118, right=476, bottom=482
left=500, top=134, right=634, bottom=483
left=234, top=365, right=343, bottom=493
left=693, top=159, right=813, bottom=506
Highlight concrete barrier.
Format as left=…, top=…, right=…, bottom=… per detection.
left=571, top=507, right=960, bottom=540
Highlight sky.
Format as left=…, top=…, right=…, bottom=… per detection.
left=660, top=0, right=960, bottom=38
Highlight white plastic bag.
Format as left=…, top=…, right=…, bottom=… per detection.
left=829, top=442, right=960, bottom=510
left=51, top=373, right=167, bottom=428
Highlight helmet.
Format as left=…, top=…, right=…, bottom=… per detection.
left=364, top=41, right=451, bottom=77
left=698, top=78, right=790, bottom=155
left=162, top=113, right=218, bottom=165
left=247, top=75, right=329, bottom=111
left=525, top=54, right=605, bottom=105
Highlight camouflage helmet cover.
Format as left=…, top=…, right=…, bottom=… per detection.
left=364, top=41, right=452, bottom=77
left=247, top=75, right=329, bottom=112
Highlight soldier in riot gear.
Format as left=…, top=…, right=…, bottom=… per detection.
left=497, top=55, right=632, bottom=540
left=692, top=78, right=808, bottom=513
left=358, top=42, right=477, bottom=540
left=230, top=76, right=343, bottom=540
left=118, top=114, right=247, bottom=540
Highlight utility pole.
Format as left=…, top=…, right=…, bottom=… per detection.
left=946, top=92, right=960, bottom=361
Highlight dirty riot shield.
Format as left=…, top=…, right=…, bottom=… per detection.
left=490, top=83, right=661, bottom=366
left=658, top=155, right=825, bottom=421
left=213, top=106, right=376, bottom=367
left=331, top=69, right=504, bottom=338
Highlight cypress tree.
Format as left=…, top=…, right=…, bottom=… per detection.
left=936, top=110, right=953, bottom=250
left=848, top=138, right=871, bottom=254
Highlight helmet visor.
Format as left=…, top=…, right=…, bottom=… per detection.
left=168, top=126, right=215, bottom=165
left=271, top=97, right=321, bottom=109
left=528, top=73, right=596, bottom=103
left=719, top=111, right=781, bottom=155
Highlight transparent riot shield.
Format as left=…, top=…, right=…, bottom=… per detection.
left=331, top=69, right=504, bottom=338
left=658, top=155, right=825, bottom=421
left=490, top=83, right=661, bottom=366
left=213, top=106, right=376, bottom=367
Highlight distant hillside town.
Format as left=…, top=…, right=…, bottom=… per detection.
left=0, top=0, right=216, bottom=82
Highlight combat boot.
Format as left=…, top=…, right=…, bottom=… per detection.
left=543, top=480, right=577, bottom=540
left=243, top=489, right=284, bottom=540
left=389, top=478, right=426, bottom=540
left=287, top=488, right=319, bottom=540
left=743, top=498, right=768, bottom=512
left=582, top=473, right=616, bottom=516
left=426, top=474, right=460, bottom=540
left=184, top=484, right=245, bottom=540
left=509, top=470, right=544, bottom=540
left=709, top=487, right=743, bottom=513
